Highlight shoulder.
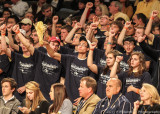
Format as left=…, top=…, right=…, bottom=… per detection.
left=63, top=99, right=72, bottom=105
left=120, top=95, right=130, bottom=103
left=89, top=94, right=101, bottom=103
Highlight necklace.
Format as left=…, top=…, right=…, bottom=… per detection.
left=103, top=93, right=122, bottom=113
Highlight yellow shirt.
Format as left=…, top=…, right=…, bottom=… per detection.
left=114, top=12, right=130, bottom=22
left=122, top=5, right=133, bottom=19
left=151, top=1, right=160, bottom=18
left=134, top=0, right=158, bottom=18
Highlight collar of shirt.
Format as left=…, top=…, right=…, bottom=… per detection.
left=3, top=95, right=15, bottom=104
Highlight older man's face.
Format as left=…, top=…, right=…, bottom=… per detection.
left=106, top=79, right=120, bottom=98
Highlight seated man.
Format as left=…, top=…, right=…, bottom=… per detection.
left=0, top=78, right=20, bottom=114
left=75, top=76, right=100, bottom=114
left=93, top=78, right=132, bottom=114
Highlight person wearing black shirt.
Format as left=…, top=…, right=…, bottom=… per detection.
left=1, top=24, right=36, bottom=101
left=11, top=25, right=62, bottom=103
left=44, top=36, right=95, bottom=103
left=110, top=51, right=152, bottom=107
left=88, top=42, right=121, bottom=98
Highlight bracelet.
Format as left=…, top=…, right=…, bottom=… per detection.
left=115, top=61, right=119, bottom=63
left=150, top=16, right=154, bottom=20
left=123, top=26, right=128, bottom=30
left=107, top=42, right=112, bottom=45
left=136, top=89, right=139, bottom=94
left=16, top=31, right=20, bottom=34
left=90, top=49, right=94, bottom=51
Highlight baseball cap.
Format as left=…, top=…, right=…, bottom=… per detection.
left=20, top=18, right=32, bottom=25
left=49, top=36, right=61, bottom=44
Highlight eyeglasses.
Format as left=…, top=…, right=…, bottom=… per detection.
left=22, top=24, right=29, bottom=26
left=78, top=44, right=87, bottom=47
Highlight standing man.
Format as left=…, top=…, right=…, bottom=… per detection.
left=0, top=78, right=20, bottom=114
left=75, top=76, right=100, bottom=114
left=93, top=78, right=132, bottom=114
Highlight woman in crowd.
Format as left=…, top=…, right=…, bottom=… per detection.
left=48, top=83, right=72, bottom=114
left=110, top=51, right=152, bottom=106
left=87, top=40, right=121, bottom=98
left=18, top=81, right=50, bottom=114
left=133, top=83, right=160, bottom=114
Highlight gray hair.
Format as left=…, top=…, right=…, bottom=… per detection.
left=112, top=1, right=123, bottom=11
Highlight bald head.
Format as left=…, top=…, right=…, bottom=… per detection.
left=106, top=78, right=122, bottom=98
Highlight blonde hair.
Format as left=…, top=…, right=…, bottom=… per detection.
left=141, top=83, right=160, bottom=105
left=25, top=81, right=47, bottom=111
left=98, top=4, right=109, bottom=16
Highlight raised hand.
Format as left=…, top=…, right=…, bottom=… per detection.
left=86, top=2, right=93, bottom=9
left=12, top=25, right=20, bottom=33
left=124, top=21, right=131, bottom=28
left=116, top=56, right=123, bottom=63
left=151, top=10, right=159, bottom=18
left=90, top=23, right=98, bottom=30
left=109, top=28, right=115, bottom=37
left=52, top=16, right=59, bottom=24
left=0, top=24, right=6, bottom=34
left=89, top=42, right=97, bottom=50
left=0, top=18, right=5, bottom=25
left=93, top=16, right=99, bottom=26
left=6, top=24, right=13, bottom=32
left=74, top=22, right=82, bottom=29
left=137, top=35, right=146, bottom=43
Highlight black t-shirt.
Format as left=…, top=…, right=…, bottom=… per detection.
left=61, top=54, right=95, bottom=102
left=118, top=71, right=152, bottom=106
left=152, top=35, right=160, bottom=50
left=120, top=53, right=130, bottom=72
left=0, top=54, right=10, bottom=95
left=97, top=66, right=110, bottom=98
left=33, top=49, right=61, bottom=103
left=93, top=49, right=106, bottom=67
left=95, top=28, right=106, bottom=50
left=0, top=54, right=10, bottom=78
left=11, top=52, right=36, bottom=101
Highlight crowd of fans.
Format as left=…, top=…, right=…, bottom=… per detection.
left=0, top=0, right=160, bottom=113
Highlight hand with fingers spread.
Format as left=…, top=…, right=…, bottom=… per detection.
left=74, top=22, right=82, bottom=29
left=86, top=2, right=93, bottom=9
left=115, top=56, right=123, bottom=63
left=89, top=42, right=97, bottom=50
left=52, top=16, right=59, bottom=24
left=151, top=10, right=159, bottom=18
left=137, top=35, right=146, bottom=43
